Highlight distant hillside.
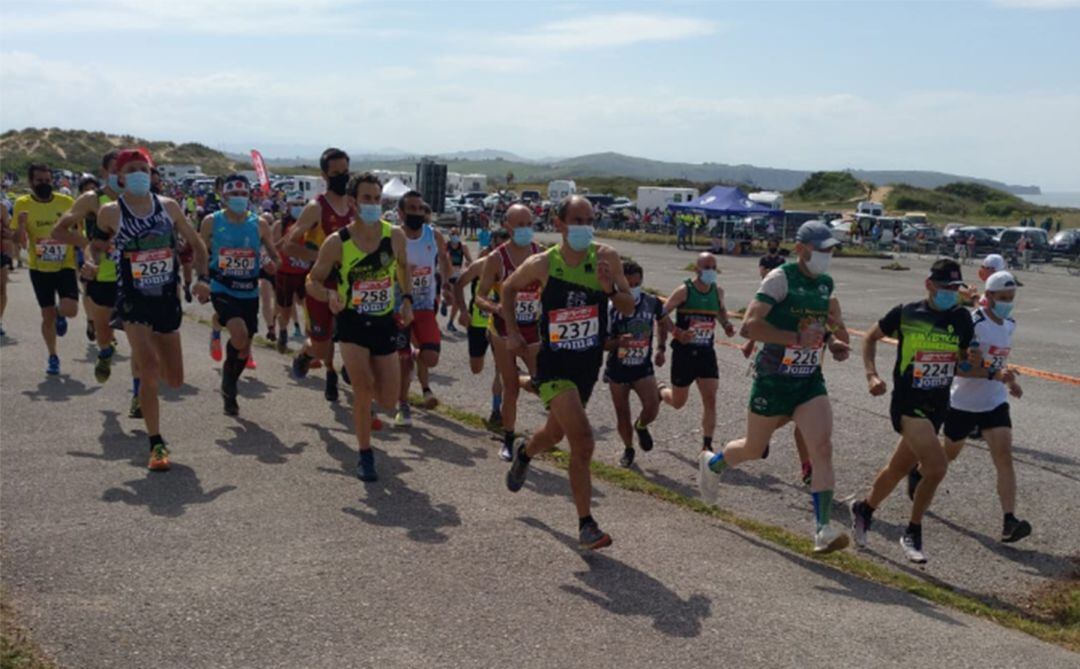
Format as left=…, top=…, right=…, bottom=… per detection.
left=0, top=128, right=239, bottom=178
left=885, top=182, right=1047, bottom=219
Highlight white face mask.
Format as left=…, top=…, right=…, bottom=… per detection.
left=806, top=250, right=831, bottom=276
left=629, top=286, right=643, bottom=301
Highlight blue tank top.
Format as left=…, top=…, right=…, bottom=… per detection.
left=210, top=210, right=261, bottom=298
left=115, top=194, right=178, bottom=298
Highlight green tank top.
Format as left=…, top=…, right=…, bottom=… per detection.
left=469, top=276, right=489, bottom=328
left=85, top=192, right=118, bottom=283
left=674, top=278, right=721, bottom=348
left=539, top=243, right=605, bottom=357
left=337, top=222, right=396, bottom=318
left=755, top=262, right=833, bottom=377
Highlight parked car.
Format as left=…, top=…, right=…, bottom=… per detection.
left=828, top=219, right=853, bottom=243
left=520, top=189, right=541, bottom=203
left=998, top=227, right=1052, bottom=262
left=942, top=226, right=996, bottom=256
left=943, top=223, right=965, bottom=236
left=1050, top=229, right=1080, bottom=257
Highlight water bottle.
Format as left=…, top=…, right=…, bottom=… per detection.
left=960, top=340, right=979, bottom=372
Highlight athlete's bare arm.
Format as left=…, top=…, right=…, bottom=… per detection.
left=306, top=234, right=343, bottom=309
left=597, top=244, right=633, bottom=316
left=474, top=253, right=502, bottom=316
left=284, top=201, right=321, bottom=262
left=51, top=191, right=96, bottom=250
left=501, top=252, right=550, bottom=338
left=452, top=257, right=486, bottom=313
left=166, top=199, right=207, bottom=277
left=391, top=227, right=414, bottom=327
left=259, top=218, right=281, bottom=271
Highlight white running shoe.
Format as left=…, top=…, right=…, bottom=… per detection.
left=814, top=523, right=850, bottom=554
left=698, top=450, right=721, bottom=505
left=900, top=531, right=927, bottom=564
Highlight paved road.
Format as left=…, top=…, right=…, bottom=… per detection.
left=0, top=257, right=1077, bottom=668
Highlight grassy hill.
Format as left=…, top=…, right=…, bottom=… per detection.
left=885, top=182, right=1046, bottom=220
left=0, top=128, right=239, bottom=178
left=792, top=171, right=865, bottom=202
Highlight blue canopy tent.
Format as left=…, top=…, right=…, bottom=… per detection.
left=667, top=186, right=782, bottom=217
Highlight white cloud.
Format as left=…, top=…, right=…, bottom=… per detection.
left=498, top=12, right=720, bottom=51
left=434, top=55, right=534, bottom=74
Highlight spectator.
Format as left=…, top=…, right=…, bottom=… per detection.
left=1017, top=234, right=1031, bottom=270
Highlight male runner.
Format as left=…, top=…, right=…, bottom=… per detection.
left=95, top=148, right=209, bottom=470
left=0, top=203, right=12, bottom=337
left=392, top=190, right=453, bottom=426
left=851, top=258, right=979, bottom=563
left=659, top=252, right=735, bottom=452
left=200, top=175, right=280, bottom=416
left=13, top=163, right=77, bottom=375
left=474, top=204, right=544, bottom=459
left=287, top=148, right=353, bottom=402
left=504, top=195, right=633, bottom=550
left=960, top=253, right=1007, bottom=307
left=942, top=271, right=1030, bottom=542
left=52, top=151, right=124, bottom=383
left=604, top=260, right=666, bottom=468
left=272, top=192, right=311, bottom=354
left=443, top=226, right=472, bottom=331
left=306, top=173, right=412, bottom=481
left=699, top=221, right=853, bottom=554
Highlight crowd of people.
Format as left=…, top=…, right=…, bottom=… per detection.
left=0, top=146, right=1032, bottom=559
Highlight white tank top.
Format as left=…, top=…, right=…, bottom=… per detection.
left=405, top=224, right=438, bottom=311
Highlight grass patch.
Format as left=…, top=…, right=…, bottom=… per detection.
left=2, top=595, right=57, bottom=669
left=881, top=262, right=910, bottom=271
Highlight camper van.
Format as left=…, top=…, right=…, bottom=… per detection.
left=548, top=180, right=577, bottom=202
left=748, top=191, right=784, bottom=210
left=856, top=201, right=884, bottom=217
left=271, top=176, right=325, bottom=199
left=636, top=187, right=698, bottom=212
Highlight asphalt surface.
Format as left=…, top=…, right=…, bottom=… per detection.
left=0, top=247, right=1077, bottom=668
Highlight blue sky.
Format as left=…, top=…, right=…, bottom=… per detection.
left=2, top=0, right=1078, bottom=189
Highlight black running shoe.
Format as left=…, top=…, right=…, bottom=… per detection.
left=907, top=466, right=923, bottom=501
left=266, top=328, right=276, bottom=343
left=619, top=447, right=635, bottom=468
left=183, top=284, right=193, bottom=303
left=276, top=329, right=288, bottom=354
left=291, top=352, right=312, bottom=379
left=506, top=441, right=530, bottom=492
left=356, top=449, right=378, bottom=482
left=325, top=369, right=339, bottom=402
left=1002, top=517, right=1032, bottom=543
left=635, top=425, right=653, bottom=452
left=222, top=371, right=239, bottom=416
left=578, top=520, right=613, bottom=551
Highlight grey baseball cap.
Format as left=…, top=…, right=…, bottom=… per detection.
left=796, top=220, right=840, bottom=251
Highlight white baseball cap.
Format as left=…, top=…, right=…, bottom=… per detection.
left=981, top=254, right=1006, bottom=272
left=985, top=271, right=1018, bottom=293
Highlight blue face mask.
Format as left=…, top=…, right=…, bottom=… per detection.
left=566, top=225, right=593, bottom=252
left=123, top=171, right=151, bottom=196
left=991, top=301, right=1014, bottom=319
left=107, top=174, right=121, bottom=192
left=289, top=206, right=303, bottom=219
left=932, top=289, right=959, bottom=310
left=512, top=226, right=534, bottom=247
left=227, top=196, right=249, bottom=214
left=450, top=235, right=461, bottom=244
left=359, top=203, right=381, bottom=224
left=699, top=268, right=717, bottom=285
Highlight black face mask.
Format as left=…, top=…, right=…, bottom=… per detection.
left=32, top=183, right=53, bottom=199
left=326, top=173, right=349, bottom=196
left=150, top=183, right=162, bottom=195
left=404, top=214, right=425, bottom=230
left=768, top=246, right=779, bottom=254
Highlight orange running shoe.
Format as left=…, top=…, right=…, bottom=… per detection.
left=245, top=354, right=257, bottom=370
left=209, top=332, right=222, bottom=362
left=371, top=416, right=384, bottom=431
left=148, top=443, right=171, bottom=471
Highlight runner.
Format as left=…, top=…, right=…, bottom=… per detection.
left=443, top=226, right=472, bottom=331
left=51, top=151, right=124, bottom=383
left=392, top=190, right=453, bottom=426
left=75, top=175, right=101, bottom=341
left=200, top=174, right=280, bottom=416
left=286, top=148, right=354, bottom=403
left=0, top=202, right=12, bottom=338
left=851, top=258, right=979, bottom=563
left=272, top=192, right=311, bottom=354
left=603, top=260, right=666, bottom=468
left=504, top=195, right=634, bottom=550
left=658, top=252, right=736, bottom=453
left=960, top=253, right=1006, bottom=308
left=305, top=172, right=412, bottom=481
left=699, top=220, right=853, bottom=554
left=474, top=204, right=544, bottom=459
left=451, top=228, right=509, bottom=426
left=941, top=271, right=1030, bottom=542
left=13, top=163, right=77, bottom=375
left=94, top=148, right=209, bottom=470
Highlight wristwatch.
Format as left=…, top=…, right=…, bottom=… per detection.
left=401, top=294, right=413, bottom=304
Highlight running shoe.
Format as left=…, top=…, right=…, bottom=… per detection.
left=55, top=316, right=67, bottom=337
left=850, top=500, right=872, bottom=548
left=245, top=354, right=257, bottom=370
left=900, top=527, right=927, bottom=563
left=698, top=450, right=723, bottom=504
left=578, top=520, right=613, bottom=551
left=440, top=303, right=448, bottom=317
left=222, top=371, right=239, bottom=417
left=293, top=323, right=302, bottom=338
left=1002, top=517, right=1032, bottom=543
left=906, top=467, right=923, bottom=502
left=209, top=332, right=222, bottom=362
left=488, top=407, right=503, bottom=427
left=801, top=461, right=813, bottom=486
left=94, top=345, right=114, bottom=383
left=266, top=328, right=276, bottom=343
left=86, top=320, right=96, bottom=342
left=356, top=449, right=378, bottom=482
left=371, top=416, right=384, bottom=431
left=499, top=441, right=513, bottom=462
left=292, top=352, right=312, bottom=379
left=46, top=354, right=60, bottom=376
left=148, top=443, right=171, bottom=471
left=129, top=395, right=143, bottom=419
left=635, top=424, right=654, bottom=452
left=341, top=365, right=350, bottom=387
left=183, top=284, right=192, bottom=303
left=506, top=441, right=530, bottom=492
left=325, top=369, right=338, bottom=402
left=619, top=447, right=636, bottom=468
left=394, top=403, right=412, bottom=428
left=276, top=329, right=288, bottom=354
left=813, top=523, right=850, bottom=554
left=447, top=322, right=458, bottom=333
left=422, top=388, right=438, bottom=409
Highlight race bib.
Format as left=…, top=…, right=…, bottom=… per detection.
left=548, top=304, right=600, bottom=352
left=287, top=254, right=312, bottom=271
left=688, top=316, right=715, bottom=346
left=411, top=265, right=433, bottom=294
left=779, top=346, right=823, bottom=377
left=130, top=248, right=174, bottom=290
left=912, top=351, right=957, bottom=389
left=984, top=345, right=1011, bottom=374
left=617, top=337, right=650, bottom=366
left=35, top=239, right=67, bottom=263
left=219, top=248, right=257, bottom=276
left=352, top=276, right=392, bottom=314
left=515, top=290, right=541, bottom=324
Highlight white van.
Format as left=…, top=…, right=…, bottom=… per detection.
left=548, top=180, right=577, bottom=202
